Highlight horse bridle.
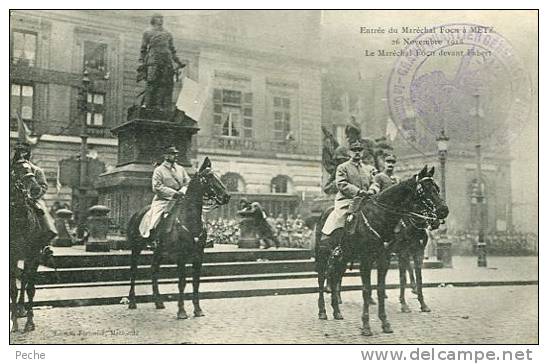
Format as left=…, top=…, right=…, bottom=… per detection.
left=198, top=170, right=226, bottom=206
left=369, top=175, right=441, bottom=222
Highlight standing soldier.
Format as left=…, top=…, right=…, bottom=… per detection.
left=138, top=13, right=186, bottom=110
left=139, top=146, right=190, bottom=241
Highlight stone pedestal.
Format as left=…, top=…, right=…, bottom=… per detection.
left=238, top=217, right=260, bottom=249
left=86, top=205, right=111, bottom=252
left=436, top=241, right=453, bottom=268
left=51, top=208, right=74, bottom=247
left=96, top=111, right=199, bottom=232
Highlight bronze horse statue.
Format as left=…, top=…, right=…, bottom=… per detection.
left=126, top=157, right=230, bottom=319
left=9, top=158, right=46, bottom=332
left=315, top=166, right=448, bottom=335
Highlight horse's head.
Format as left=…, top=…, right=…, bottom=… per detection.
left=411, top=165, right=449, bottom=220
left=196, top=157, right=231, bottom=206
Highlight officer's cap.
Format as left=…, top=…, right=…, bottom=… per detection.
left=164, top=146, right=180, bottom=154
left=349, top=141, right=364, bottom=151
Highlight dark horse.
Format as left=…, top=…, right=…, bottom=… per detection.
left=126, top=157, right=230, bottom=318
left=393, top=202, right=441, bottom=313
left=9, top=158, right=44, bottom=332
left=315, top=166, right=448, bottom=335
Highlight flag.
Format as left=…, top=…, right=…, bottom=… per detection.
left=176, top=76, right=211, bottom=121
left=16, top=111, right=37, bottom=145
left=386, top=117, right=399, bottom=142
left=56, top=163, right=62, bottom=195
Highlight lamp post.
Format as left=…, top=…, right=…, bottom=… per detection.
left=436, top=129, right=449, bottom=203
left=77, top=68, right=91, bottom=227
left=436, top=129, right=451, bottom=267
left=76, top=68, right=109, bottom=227
left=473, top=92, right=487, bottom=267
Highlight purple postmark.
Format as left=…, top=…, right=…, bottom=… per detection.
left=387, top=23, right=533, bottom=151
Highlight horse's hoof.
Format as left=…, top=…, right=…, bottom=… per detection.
left=128, top=302, right=137, bottom=310
left=155, top=302, right=165, bottom=309
left=361, top=327, right=373, bottom=336
left=421, top=305, right=431, bottom=313
left=17, top=306, right=27, bottom=318
left=382, top=323, right=393, bottom=334
left=24, top=322, right=35, bottom=332
left=177, top=311, right=189, bottom=320
left=401, top=304, right=411, bottom=313
left=194, top=310, right=205, bottom=317
left=318, top=312, right=328, bottom=320
left=333, top=312, right=344, bottom=320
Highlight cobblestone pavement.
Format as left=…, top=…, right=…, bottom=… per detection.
left=10, top=285, right=537, bottom=344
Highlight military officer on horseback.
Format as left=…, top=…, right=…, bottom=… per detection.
left=12, top=142, right=57, bottom=246
left=321, top=141, right=380, bottom=239
left=374, top=154, right=400, bottom=191
left=139, top=146, right=190, bottom=239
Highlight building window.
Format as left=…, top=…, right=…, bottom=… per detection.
left=11, top=30, right=37, bottom=67
left=273, top=96, right=291, bottom=142
left=86, top=92, right=105, bottom=127
left=221, top=172, right=245, bottom=193
left=11, top=83, right=34, bottom=120
left=213, top=89, right=253, bottom=138
left=271, top=175, right=291, bottom=194
left=83, top=41, right=107, bottom=73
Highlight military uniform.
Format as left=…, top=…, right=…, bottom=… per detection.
left=374, top=171, right=401, bottom=191
left=29, top=161, right=57, bottom=244
left=139, top=159, right=190, bottom=238
left=321, top=158, right=379, bottom=235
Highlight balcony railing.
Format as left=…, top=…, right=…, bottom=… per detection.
left=196, top=135, right=320, bottom=156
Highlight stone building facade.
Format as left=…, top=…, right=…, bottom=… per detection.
left=9, top=10, right=323, bottom=228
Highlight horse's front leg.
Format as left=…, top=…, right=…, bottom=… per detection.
left=23, top=258, right=40, bottom=332
left=192, top=259, right=204, bottom=317
left=317, top=267, right=328, bottom=320
left=414, top=251, right=430, bottom=312
left=377, top=255, right=393, bottom=334
left=360, top=258, right=372, bottom=336
left=10, top=261, right=19, bottom=333
left=329, top=263, right=345, bottom=320
left=17, top=262, right=27, bottom=318
left=151, top=249, right=165, bottom=309
left=176, top=255, right=188, bottom=319
left=398, top=254, right=411, bottom=313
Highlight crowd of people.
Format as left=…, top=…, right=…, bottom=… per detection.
left=205, top=214, right=314, bottom=249
left=446, top=230, right=538, bottom=256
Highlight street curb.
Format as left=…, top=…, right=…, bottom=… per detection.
left=31, top=280, right=538, bottom=308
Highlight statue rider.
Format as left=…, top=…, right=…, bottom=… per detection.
left=138, top=13, right=186, bottom=111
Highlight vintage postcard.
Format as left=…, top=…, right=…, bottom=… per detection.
left=8, top=9, right=538, bottom=349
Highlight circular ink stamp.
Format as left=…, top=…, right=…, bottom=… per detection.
left=387, top=23, right=533, bottom=151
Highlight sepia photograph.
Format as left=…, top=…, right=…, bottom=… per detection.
left=8, top=9, right=538, bottom=347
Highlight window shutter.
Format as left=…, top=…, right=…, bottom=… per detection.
left=243, top=92, right=253, bottom=139
left=212, top=88, right=223, bottom=135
